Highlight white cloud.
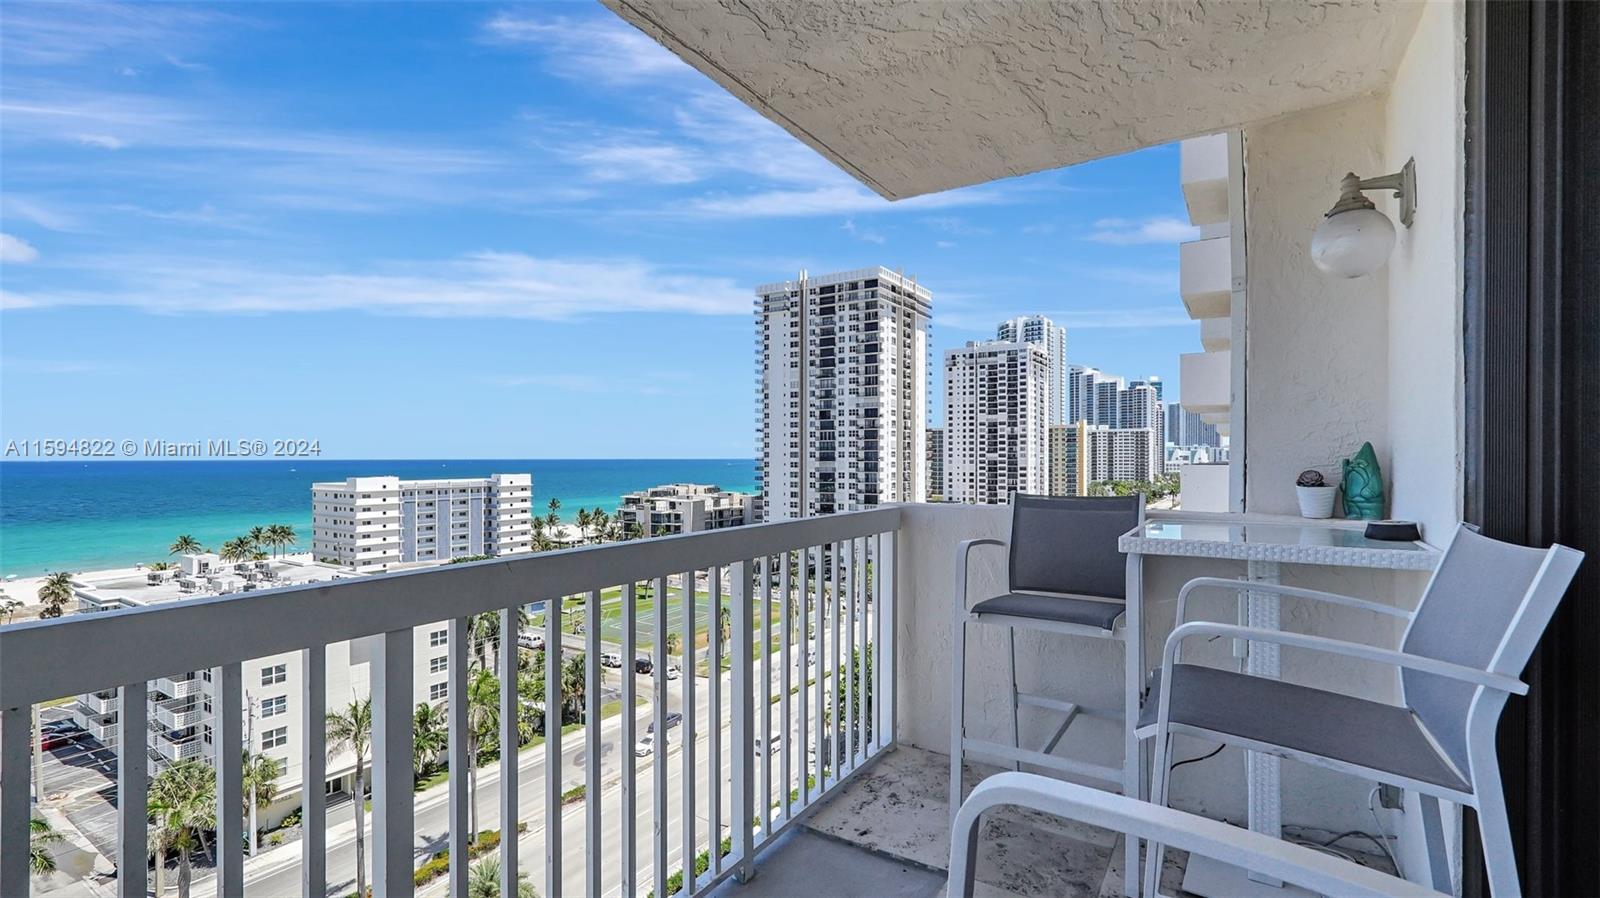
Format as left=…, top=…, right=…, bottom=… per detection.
left=0, top=3, right=232, bottom=66
left=74, top=133, right=125, bottom=149
left=482, top=13, right=692, bottom=86
left=8, top=251, right=750, bottom=319
left=575, top=144, right=703, bottom=184
left=1080, top=266, right=1181, bottom=291
left=1086, top=216, right=1199, bottom=245
left=0, top=234, right=40, bottom=263
left=842, top=219, right=885, bottom=245
left=686, top=184, right=1005, bottom=219
left=2, top=196, right=80, bottom=231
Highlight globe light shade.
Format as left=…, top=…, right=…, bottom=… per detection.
left=1310, top=206, right=1397, bottom=278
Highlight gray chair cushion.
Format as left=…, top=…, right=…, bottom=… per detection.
left=1009, top=494, right=1142, bottom=600
left=1138, top=664, right=1469, bottom=793
left=971, top=593, right=1126, bottom=631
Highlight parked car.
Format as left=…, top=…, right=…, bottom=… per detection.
left=517, top=633, right=544, bottom=651
left=600, top=652, right=622, bottom=668
left=666, top=664, right=681, bottom=680
left=39, top=727, right=82, bottom=751
left=647, top=711, right=683, bottom=734
left=754, top=732, right=783, bottom=757
left=634, top=657, right=653, bottom=674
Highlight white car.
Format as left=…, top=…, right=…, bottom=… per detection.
left=635, top=732, right=663, bottom=757
left=600, top=652, right=622, bottom=668
left=666, top=664, right=681, bottom=680
left=517, top=633, right=544, bottom=651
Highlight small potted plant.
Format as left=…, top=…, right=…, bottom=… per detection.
left=1295, top=469, right=1338, bottom=519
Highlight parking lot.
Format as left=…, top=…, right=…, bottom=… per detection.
left=37, top=706, right=122, bottom=863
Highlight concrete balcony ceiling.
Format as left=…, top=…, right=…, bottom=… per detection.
left=603, top=0, right=1423, bottom=198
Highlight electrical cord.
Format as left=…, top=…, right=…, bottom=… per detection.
left=1168, top=743, right=1224, bottom=770
left=1367, top=786, right=1404, bottom=877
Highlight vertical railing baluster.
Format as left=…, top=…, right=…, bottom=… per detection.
left=709, top=565, right=723, bottom=876
left=760, top=554, right=773, bottom=834
left=681, top=569, right=697, bottom=896
left=302, top=648, right=328, bottom=898
left=844, top=539, right=856, bottom=775
left=586, top=589, right=602, bottom=897
left=730, top=559, right=755, bottom=882
left=855, top=535, right=868, bottom=764
left=372, top=630, right=416, bottom=898
left=621, top=584, right=638, bottom=898
left=812, top=544, right=825, bottom=798
left=216, top=662, right=245, bottom=897
left=545, top=597, right=563, bottom=898
left=652, top=576, right=668, bottom=898
left=882, top=529, right=898, bottom=749
left=780, top=551, right=793, bottom=823
left=117, top=684, right=148, bottom=898
left=872, top=533, right=885, bottom=754
left=500, top=607, right=520, bottom=898
left=0, top=706, right=30, bottom=898
left=830, top=541, right=842, bottom=788
left=446, top=619, right=469, bottom=898
left=797, top=548, right=809, bottom=806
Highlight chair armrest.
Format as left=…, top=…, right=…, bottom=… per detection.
left=948, top=772, right=1445, bottom=898
left=955, top=538, right=1006, bottom=613
left=1161, top=621, right=1528, bottom=695
left=1176, top=576, right=1413, bottom=628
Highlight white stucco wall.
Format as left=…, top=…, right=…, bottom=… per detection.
left=893, top=503, right=1427, bottom=839
left=1243, top=97, right=1391, bottom=516
left=1379, top=2, right=1469, bottom=885
left=1384, top=0, right=1466, bottom=546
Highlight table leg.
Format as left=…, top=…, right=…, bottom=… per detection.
left=1244, top=559, right=1283, bottom=886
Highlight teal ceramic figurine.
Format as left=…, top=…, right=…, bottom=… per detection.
left=1342, top=442, right=1385, bottom=519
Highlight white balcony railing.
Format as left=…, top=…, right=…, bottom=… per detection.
left=153, top=674, right=203, bottom=699
left=0, top=507, right=901, bottom=898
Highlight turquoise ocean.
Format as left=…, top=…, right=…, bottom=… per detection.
left=0, top=459, right=757, bottom=578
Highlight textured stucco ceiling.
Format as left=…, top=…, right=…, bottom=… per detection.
left=602, top=0, right=1423, bottom=199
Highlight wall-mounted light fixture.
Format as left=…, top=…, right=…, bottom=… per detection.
left=1310, top=158, right=1416, bottom=278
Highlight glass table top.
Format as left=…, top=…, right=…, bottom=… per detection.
left=1136, top=520, right=1432, bottom=553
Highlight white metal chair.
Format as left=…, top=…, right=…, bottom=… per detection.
left=1141, top=524, right=1584, bottom=897
left=950, top=772, right=1445, bottom=898
left=951, top=495, right=1145, bottom=842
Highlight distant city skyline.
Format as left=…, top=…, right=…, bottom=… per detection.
left=0, top=3, right=1198, bottom=458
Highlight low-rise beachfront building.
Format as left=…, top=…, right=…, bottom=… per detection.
left=1049, top=420, right=1163, bottom=496
left=311, top=473, right=533, bottom=571
left=615, top=483, right=754, bottom=537
left=64, top=562, right=452, bottom=830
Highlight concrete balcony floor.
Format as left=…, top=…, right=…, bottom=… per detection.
left=709, top=746, right=1191, bottom=898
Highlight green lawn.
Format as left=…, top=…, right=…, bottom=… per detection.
left=534, top=586, right=788, bottom=653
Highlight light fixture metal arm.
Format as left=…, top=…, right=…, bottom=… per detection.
left=1328, top=158, right=1416, bottom=227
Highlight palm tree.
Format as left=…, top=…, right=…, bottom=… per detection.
left=2, top=596, right=25, bottom=625
left=326, top=696, right=373, bottom=898
left=468, top=606, right=531, bottom=672
left=413, top=702, right=447, bottom=776
left=465, top=668, right=499, bottom=841
left=266, top=524, right=297, bottom=558
left=149, top=760, right=216, bottom=898
left=468, top=855, right=539, bottom=898
left=169, top=535, right=202, bottom=556
left=241, top=751, right=283, bottom=855
left=36, top=572, right=73, bottom=619
left=575, top=508, right=592, bottom=543
left=665, top=631, right=682, bottom=658
left=545, top=497, right=561, bottom=532
left=561, top=653, right=586, bottom=722
left=29, top=816, right=63, bottom=876
left=218, top=538, right=253, bottom=563
left=246, top=526, right=267, bottom=553
left=591, top=509, right=611, bottom=543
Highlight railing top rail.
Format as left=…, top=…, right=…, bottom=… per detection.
left=0, top=507, right=901, bottom=708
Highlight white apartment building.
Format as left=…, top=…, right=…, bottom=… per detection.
left=1049, top=420, right=1162, bottom=496
left=311, top=473, right=533, bottom=571
left=615, top=483, right=754, bottom=537
left=943, top=339, right=1051, bottom=505
left=66, top=566, right=453, bottom=829
left=756, top=266, right=930, bottom=519
left=1067, top=364, right=1126, bottom=427
left=995, top=314, right=1067, bottom=426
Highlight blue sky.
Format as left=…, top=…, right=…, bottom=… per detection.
left=0, top=2, right=1197, bottom=459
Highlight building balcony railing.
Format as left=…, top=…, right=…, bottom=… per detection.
left=153, top=673, right=203, bottom=699
left=153, top=698, right=204, bottom=730
left=0, top=507, right=902, bottom=898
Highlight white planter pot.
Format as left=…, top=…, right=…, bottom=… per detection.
left=1296, top=486, right=1338, bottom=519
